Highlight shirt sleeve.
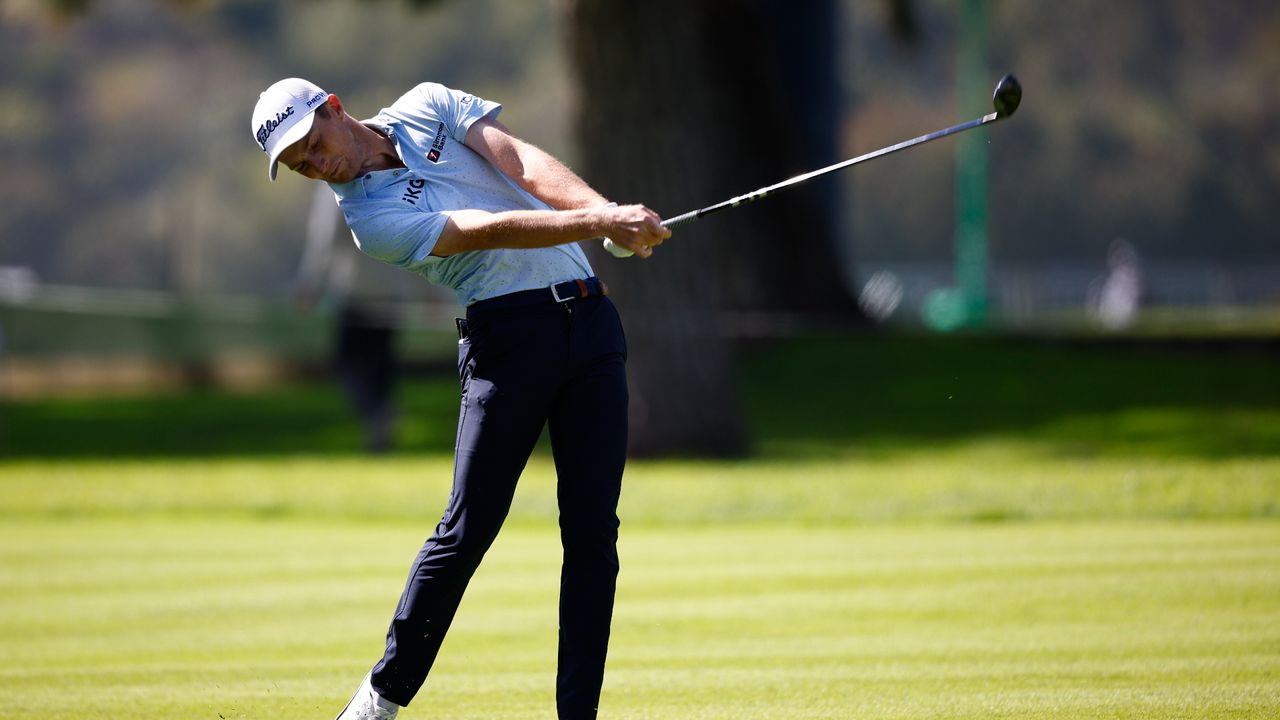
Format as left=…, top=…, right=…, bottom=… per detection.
left=339, top=198, right=451, bottom=272
left=414, top=82, right=501, bottom=143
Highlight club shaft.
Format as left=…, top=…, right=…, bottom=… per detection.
left=661, top=111, right=1002, bottom=230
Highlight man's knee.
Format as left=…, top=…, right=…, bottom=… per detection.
left=559, top=517, right=620, bottom=570
left=434, top=503, right=511, bottom=564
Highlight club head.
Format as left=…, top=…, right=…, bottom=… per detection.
left=992, top=74, right=1022, bottom=118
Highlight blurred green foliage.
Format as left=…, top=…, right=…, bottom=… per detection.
left=845, top=1, right=1280, bottom=265
left=2, top=0, right=1278, bottom=296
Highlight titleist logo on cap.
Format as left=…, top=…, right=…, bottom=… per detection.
left=255, top=92, right=325, bottom=151
left=256, top=105, right=295, bottom=150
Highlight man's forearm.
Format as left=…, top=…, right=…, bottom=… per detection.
left=434, top=208, right=606, bottom=256
left=432, top=205, right=668, bottom=259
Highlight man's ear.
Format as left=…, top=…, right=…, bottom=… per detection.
left=325, top=93, right=344, bottom=116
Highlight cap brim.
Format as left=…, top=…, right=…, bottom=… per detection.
left=266, top=110, right=318, bottom=182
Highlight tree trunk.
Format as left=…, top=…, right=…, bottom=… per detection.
left=566, top=0, right=748, bottom=456
left=566, top=0, right=858, bottom=456
left=700, top=0, right=858, bottom=316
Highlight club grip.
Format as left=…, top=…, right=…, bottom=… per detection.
left=661, top=210, right=700, bottom=229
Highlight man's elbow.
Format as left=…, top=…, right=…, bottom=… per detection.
left=432, top=211, right=494, bottom=257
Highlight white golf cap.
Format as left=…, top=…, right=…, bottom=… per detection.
left=251, top=78, right=330, bottom=181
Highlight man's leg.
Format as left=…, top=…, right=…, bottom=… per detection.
left=370, top=311, right=561, bottom=707
left=548, top=297, right=629, bottom=720
left=334, top=303, right=397, bottom=453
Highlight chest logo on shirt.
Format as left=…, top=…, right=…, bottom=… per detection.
left=402, top=178, right=426, bottom=205
left=427, top=121, right=447, bottom=163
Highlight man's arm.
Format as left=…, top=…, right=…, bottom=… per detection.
left=464, top=117, right=607, bottom=210
left=431, top=204, right=665, bottom=259
left=425, top=117, right=670, bottom=258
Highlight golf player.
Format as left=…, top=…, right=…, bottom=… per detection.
left=250, top=78, right=669, bottom=720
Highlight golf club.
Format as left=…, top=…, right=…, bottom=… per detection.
left=605, top=74, right=1022, bottom=257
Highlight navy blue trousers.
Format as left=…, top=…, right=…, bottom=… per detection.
left=371, top=293, right=628, bottom=720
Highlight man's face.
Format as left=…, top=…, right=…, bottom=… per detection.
left=277, top=104, right=358, bottom=183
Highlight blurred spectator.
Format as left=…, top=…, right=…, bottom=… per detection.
left=1089, top=238, right=1143, bottom=330
left=294, top=185, right=411, bottom=453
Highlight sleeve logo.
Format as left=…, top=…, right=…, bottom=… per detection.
left=427, top=121, right=447, bottom=163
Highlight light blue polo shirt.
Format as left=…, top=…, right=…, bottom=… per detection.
left=328, top=82, right=594, bottom=307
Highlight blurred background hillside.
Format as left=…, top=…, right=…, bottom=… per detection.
left=1, top=0, right=1278, bottom=442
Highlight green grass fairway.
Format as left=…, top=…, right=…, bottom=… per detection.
left=1, top=519, right=1277, bottom=719
left=2, top=335, right=1279, bottom=718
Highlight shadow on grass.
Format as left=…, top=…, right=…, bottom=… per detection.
left=744, top=334, right=1280, bottom=459
left=2, top=334, right=1278, bottom=460
left=0, top=380, right=463, bottom=459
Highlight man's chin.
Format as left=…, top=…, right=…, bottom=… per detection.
left=325, top=158, right=357, bottom=184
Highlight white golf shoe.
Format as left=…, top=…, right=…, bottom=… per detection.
left=333, top=673, right=399, bottom=720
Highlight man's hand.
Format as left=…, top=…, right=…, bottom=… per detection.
left=599, top=204, right=670, bottom=259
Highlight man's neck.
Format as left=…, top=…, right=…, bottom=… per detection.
left=355, top=122, right=407, bottom=175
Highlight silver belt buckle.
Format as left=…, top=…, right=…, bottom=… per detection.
left=550, top=281, right=573, bottom=303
